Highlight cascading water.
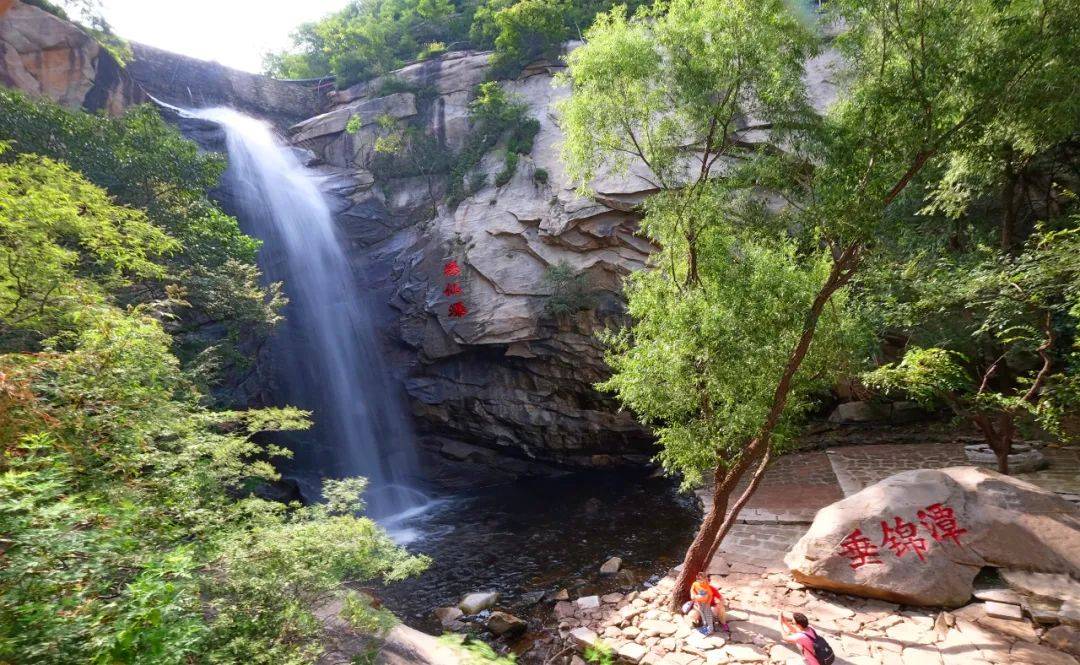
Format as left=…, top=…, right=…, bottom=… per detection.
left=188, top=107, right=424, bottom=523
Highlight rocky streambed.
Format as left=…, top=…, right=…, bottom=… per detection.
left=372, top=470, right=700, bottom=657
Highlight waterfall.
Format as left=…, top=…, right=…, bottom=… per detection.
left=188, top=107, right=423, bottom=522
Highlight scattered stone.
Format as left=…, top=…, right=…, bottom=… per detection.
left=1044, top=625, right=1080, bottom=657
left=486, top=611, right=527, bottom=636
left=617, top=642, right=649, bottom=663
left=640, top=619, right=679, bottom=637
left=722, top=644, right=768, bottom=662
left=604, top=626, right=622, bottom=638
left=1003, top=571, right=1080, bottom=604
left=1010, top=640, right=1080, bottom=665
left=1027, top=597, right=1065, bottom=625
left=555, top=602, right=576, bottom=619
left=686, top=631, right=725, bottom=651
left=569, top=627, right=600, bottom=649
left=977, top=614, right=1040, bottom=643
left=603, top=593, right=625, bottom=604
left=459, top=591, right=499, bottom=615
left=577, top=596, right=601, bottom=610
left=1062, top=602, right=1080, bottom=628
left=520, top=590, right=546, bottom=607
left=601, top=557, right=624, bottom=575
left=551, top=589, right=570, bottom=601
left=623, top=626, right=641, bottom=638
left=985, top=601, right=1024, bottom=621
left=786, top=467, right=1080, bottom=607
left=974, top=588, right=1023, bottom=605
left=615, top=569, right=639, bottom=587
left=434, top=606, right=463, bottom=628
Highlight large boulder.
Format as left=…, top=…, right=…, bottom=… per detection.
left=0, top=0, right=142, bottom=114
left=785, top=467, right=1080, bottom=607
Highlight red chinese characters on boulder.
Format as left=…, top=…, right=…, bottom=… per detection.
left=443, top=282, right=463, bottom=296
left=880, top=516, right=929, bottom=561
left=443, top=261, right=461, bottom=277
left=917, top=503, right=968, bottom=545
left=839, top=528, right=883, bottom=569
left=448, top=301, right=469, bottom=318
left=837, top=503, right=965, bottom=568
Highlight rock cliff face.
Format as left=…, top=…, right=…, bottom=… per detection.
left=284, top=45, right=843, bottom=476
left=287, top=51, right=669, bottom=475
left=126, top=43, right=326, bottom=128
left=0, top=0, right=143, bottom=114
left=0, top=6, right=844, bottom=479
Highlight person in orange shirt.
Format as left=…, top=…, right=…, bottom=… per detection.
left=689, top=572, right=717, bottom=635
left=682, top=573, right=730, bottom=636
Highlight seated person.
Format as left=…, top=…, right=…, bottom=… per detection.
left=681, top=572, right=730, bottom=635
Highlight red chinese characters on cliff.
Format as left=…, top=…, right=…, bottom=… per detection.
left=838, top=503, right=965, bottom=569
left=442, top=259, right=467, bottom=317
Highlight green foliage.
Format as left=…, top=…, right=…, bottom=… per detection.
left=0, top=91, right=281, bottom=384
left=542, top=261, right=595, bottom=316
left=418, top=41, right=449, bottom=60
left=484, top=0, right=568, bottom=77
left=599, top=190, right=870, bottom=487
left=558, top=0, right=816, bottom=192
left=532, top=167, right=549, bottom=185
left=494, top=151, right=518, bottom=186
left=865, top=225, right=1080, bottom=443
left=584, top=643, right=614, bottom=665
left=267, top=0, right=650, bottom=86
left=445, top=82, right=538, bottom=204
left=0, top=154, right=427, bottom=661
left=264, top=0, right=469, bottom=88
left=0, top=154, right=175, bottom=342
left=438, top=634, right=517, bottom=664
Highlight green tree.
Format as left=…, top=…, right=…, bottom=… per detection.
left=560, top=0, right=1079, bottom=605
left=865, top=226, right=1080, bottom=472
left=0, top=91, right=284, bottom=389
left=0, top=149, right=426, bottom=663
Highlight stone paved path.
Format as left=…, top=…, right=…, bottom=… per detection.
left=703, top=439, right=1080, bottom=570
left=558, top=567, right=1080, bottom=665
left=550, top=436, right=1080, bottom=665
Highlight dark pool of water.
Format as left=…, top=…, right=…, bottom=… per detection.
left=373, top=470, right=701, bottom=636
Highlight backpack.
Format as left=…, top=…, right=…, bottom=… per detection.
left=805, top=628, right=835, bottom=665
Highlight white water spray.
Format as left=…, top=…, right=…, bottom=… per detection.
left=187, top=107, right=424, bottom=522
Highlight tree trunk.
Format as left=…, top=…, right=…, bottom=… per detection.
left=971, top=412, right=1016, bottom=475
left=669, top=243, right=861, bottom=608
left=668, top=462, right=743, bottom=609
left=1001, top=160, right=1020, bottom=252
left=702, top=450, right=773, bottom=565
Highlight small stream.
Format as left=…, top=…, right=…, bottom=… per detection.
left=375, top=470, right=700, bottom=643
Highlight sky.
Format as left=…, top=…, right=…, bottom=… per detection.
left=98, top=0, right=351, bottom=73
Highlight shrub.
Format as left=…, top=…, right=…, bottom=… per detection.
left=494, top=151, right=519, bottom=186
left=543, top=261, right=596, bottom=315
left=533, top=167, right=549, bottom=185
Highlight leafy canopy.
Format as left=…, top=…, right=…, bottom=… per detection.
left=0, top=91, right=284, bottom=388
left=0, top=151, right=427, bottom=664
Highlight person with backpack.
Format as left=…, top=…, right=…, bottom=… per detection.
left=778, top=612, right=835, bottom=665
